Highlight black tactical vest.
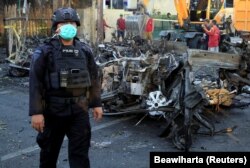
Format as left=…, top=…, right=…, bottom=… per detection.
left=45, top=39, right=91, bottom=90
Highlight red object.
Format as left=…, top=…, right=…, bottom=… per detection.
left=117, top=18, right=126, bottom=30
left=205, top=25, right=220, bottom=47
left=214, top=26, right=221, bottom=43
left=145, top=18, right=154, bottom=32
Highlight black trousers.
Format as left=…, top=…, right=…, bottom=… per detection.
left=37, top=103, right=91, bottom=168
left=117, top=30, right=125, bottom=40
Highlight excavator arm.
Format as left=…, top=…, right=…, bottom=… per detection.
left=174, top=0, right=226, bottom=27
left=174, top=0, right=189, bottom=27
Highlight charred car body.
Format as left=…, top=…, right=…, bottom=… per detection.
left=97, top=38, right=250, bottom=151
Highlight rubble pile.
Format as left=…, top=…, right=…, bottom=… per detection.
left=0, top=34, right=249, bottom=150
left=6, top=36, right=47, bottom=77
left=95, top=38, right=250, bottom=150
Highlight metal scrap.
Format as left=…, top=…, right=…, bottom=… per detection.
left=95, top=37, right=250, bottom=151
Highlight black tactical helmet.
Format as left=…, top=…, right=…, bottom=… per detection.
left=52, top=7, right=80, bottom=30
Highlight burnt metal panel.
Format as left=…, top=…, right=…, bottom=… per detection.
left=188, top=49, right=241, bottom=70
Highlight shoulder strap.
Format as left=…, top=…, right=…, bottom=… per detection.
left=74, top=40, right=95, bottom=83
left=76, top=40, right=93, bottom=55
left=41, top=39, right=60, bottom=72
left=75, top=40, right=93, bottom=62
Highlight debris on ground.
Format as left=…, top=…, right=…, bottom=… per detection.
left=232, top=93, right=250, bottom=107
left=0, top=120, right=7, bottom=131
left=91, top=141, right=112, bottom=148
left=0, top=34, right=249, bottom=151
left=95, top=37, right=250, bottom=150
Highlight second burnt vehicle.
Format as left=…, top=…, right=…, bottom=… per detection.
left=97, top=38, right=249, bottom=151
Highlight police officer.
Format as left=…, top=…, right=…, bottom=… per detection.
left=29, top=7, right=103, bottom=168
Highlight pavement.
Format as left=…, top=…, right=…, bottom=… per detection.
left=0, top=63, right=250, bottom=168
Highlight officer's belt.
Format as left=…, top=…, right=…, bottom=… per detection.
left=46, top=95, right=86, bottom=104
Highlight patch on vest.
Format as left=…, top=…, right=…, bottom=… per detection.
left=60, top=69, right=91, bottom=88
left=62, top=46, right=80, bottom=57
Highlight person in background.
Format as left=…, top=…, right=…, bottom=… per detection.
left=167, top=12, right=171, bottom=19
left=202, top=19, right=220, bottom=52
left=144, top=12, right=154, bottom=44
left=29, top=7, right=103, bottom=168
left=225, top=15, right=233, bottom=35
left=166, top=12, right=172, bottom=29
left=116, top=14, right=126, bottom=42
left=103, top=18, right=112, bottom=40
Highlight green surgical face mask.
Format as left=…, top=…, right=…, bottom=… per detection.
left=59, top=24, right=77, bottom=40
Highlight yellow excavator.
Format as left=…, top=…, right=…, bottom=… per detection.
left=141, top=0, right=229, bottom=28
left=175, top=0, right=228, bottom=28
left=173, top=0, right=249, bottom=48
left=170, top=0, right=232, bottom=49
left=141, top=0, right=249, bottom=48
left=175, top=0, right=249, bottom=33
left=233, top=0, right=250, bottom=41
left=141, top=0, right=233, bottom=49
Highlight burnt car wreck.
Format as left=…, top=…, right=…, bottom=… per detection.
left=3, top=18, right=250, bottom=150
left=97, top=39, right=250, bottom=151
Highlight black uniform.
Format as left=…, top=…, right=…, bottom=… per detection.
left=29, top=37, right=101, bottom=168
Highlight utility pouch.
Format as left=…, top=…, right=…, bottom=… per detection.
left=59, top=69, right=91, bottom=88
left=60, top=70, right=69, bottom=87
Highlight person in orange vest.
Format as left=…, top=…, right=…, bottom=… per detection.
left=144, top=13, right=154, bottom=44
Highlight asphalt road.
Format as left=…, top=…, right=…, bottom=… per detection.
left=0, top=66, right=250, bottom=168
